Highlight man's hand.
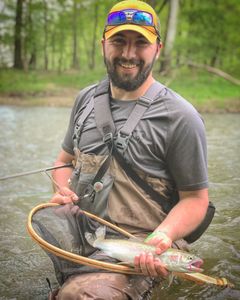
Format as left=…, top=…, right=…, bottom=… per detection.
left=134, top=231, right=172, bottom=277
left=50, top=187, right=79, bottom=205
left=145, top=231, right=172, bottom=254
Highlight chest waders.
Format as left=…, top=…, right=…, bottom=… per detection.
left=70, top=77, right=215, bottom=243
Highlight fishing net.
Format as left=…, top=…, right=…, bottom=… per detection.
left=27, top=203, right=233, bottom=289
left=27, top=203, right=138, bottom=285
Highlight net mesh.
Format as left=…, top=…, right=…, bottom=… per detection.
left=31, top=204, right=128, bottom=285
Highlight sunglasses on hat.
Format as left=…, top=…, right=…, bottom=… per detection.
left=105, top=9, right=160, bottom=36
left=107, top=9, right=154, bottom=26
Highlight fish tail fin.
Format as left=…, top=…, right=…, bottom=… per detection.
left=95, top=226, right=106, bottom=240
left=85, top=231, right=95, bottom=246
left=85, top=226, right=106, bottom=247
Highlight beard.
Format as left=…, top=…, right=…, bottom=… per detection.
left=104, top=55, right=156, bottom=91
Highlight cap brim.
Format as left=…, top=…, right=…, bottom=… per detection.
left=104, top=24, right=157, bottom=44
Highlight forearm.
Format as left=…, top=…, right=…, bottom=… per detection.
left=50, top=150, right=78, bottom=204
left=51, top=150, right=75, bottom=191
left=156, top=189, right=209, bottom=242
left=52, top=162, right=73, bottom=191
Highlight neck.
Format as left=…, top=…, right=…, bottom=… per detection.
left=110, top=75, right=155, bottom=100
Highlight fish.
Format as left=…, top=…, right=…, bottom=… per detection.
left=85, top=226, right=203, bottom=273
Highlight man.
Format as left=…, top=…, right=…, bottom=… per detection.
left=50, top=0, right=209, bottom=299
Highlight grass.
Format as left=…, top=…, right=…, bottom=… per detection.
left=0, top=67, right=239, bottom=112
left=0, top=67, right=106, bottom=95
left=159, top=69, right=240, bottom=112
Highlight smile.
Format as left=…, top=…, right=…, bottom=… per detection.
left=119, top=62, right=138, bottom=69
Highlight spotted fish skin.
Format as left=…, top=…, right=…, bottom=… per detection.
left=85, top=227, right=203, bottom=273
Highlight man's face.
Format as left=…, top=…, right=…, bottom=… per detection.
left=102, top=30, right=160, bottom=91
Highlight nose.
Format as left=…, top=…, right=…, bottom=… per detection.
left=121, top=42, right=136, bottom=59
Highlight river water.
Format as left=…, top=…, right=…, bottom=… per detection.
left=0, top=106, right=239, bottom=300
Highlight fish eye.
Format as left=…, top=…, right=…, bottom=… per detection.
left=188, top=255, right=193, bottom=260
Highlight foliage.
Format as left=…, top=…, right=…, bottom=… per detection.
left=177, top=0, right=240, bottom=76
left=0, top=0, right=239, bottom=76
left=0, top=67, right=239, bottom=112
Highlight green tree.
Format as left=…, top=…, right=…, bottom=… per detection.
left=159, top=0, right=179, bottom=74
left=13, top=0, right=23, bottom=68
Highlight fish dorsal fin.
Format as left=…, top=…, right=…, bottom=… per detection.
left=128, top=236, right=144, bottom=243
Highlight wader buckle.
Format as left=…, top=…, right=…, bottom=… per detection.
left=115, top=132, right=129, bottom=153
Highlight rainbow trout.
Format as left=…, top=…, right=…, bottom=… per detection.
left=85, top=227, right=203, bottom=273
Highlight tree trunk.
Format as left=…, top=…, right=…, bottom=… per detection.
left=72, top=0, right=80, bottom=69
left=159, top=0, right=179, bottom=74
left=43, top=0, right=48, bottom=71
left=14, top=0, right=23, bottom=69
left=58, top=29, right=65, bottom=73
left=28, top=0, right=37, bottom=69
left=89, top=1, right=99, bottom=70
left=51, top=31, right=56, bottom=70
left=210, top=46, right=220, bottom=67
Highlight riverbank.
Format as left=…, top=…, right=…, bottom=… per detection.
left=0, top=88, right=78, bottom=107
left=0, top=92, right=239, bottom=113
left=0, top=68, right=239, bottom=112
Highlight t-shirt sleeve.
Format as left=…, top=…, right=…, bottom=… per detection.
left=166, top=107, right=208, bottom=191
left=61, top=84, right=97, bottom=155
left=62, top=98, right=79, bottom=155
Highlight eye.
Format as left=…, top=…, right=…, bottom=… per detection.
left=109, top=37, right=126, bottom=46
left=136, top=39, right=150, bottom=47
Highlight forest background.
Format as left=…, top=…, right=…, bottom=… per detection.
left=0, top=0, right=239, bottom=111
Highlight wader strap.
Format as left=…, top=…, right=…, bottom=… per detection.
left=94, top=78, right=115, bottom=141
left=73, top=99, right=94, bottom=151
left=93, top=81, right=175, bottom=212
left=93, top=80, right=166, bottom=154
left=73, top=79, right=167, bottom=203
left=72, top=84, right=97, bottom=151
left=115, top=81, right=165, bottom=153
left=73, top=79, right=166, bottom=152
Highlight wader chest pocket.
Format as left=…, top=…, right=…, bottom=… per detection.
left=72, top=172, right=114, bottom=219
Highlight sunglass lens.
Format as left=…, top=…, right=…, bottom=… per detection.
left=108, top=11, right=126, bottom=25
left=134, top=12, right=153, bottom=26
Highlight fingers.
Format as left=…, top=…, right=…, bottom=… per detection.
left=50, top=187, right=79, bottom=205
left=134, top=252, right=168, bottom=278
left=60, top=187, right=79, bottom=199
left=50, top=194, right=74, bottom=204
left=144, top=231, right=172, bottom=255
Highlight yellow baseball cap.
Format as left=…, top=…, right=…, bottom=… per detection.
left=104, top=0, right=160, bottom=44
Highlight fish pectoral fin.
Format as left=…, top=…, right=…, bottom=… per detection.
left=167, top=273, right=175, bottom=287
left=128, top=236, right=144, bottom=243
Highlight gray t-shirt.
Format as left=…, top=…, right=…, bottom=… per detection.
left=62, top=82, right=208, bottom=191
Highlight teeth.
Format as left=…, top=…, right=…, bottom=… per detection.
left=120, top=63, right=137, bottom=69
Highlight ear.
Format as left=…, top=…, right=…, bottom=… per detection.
left=101, top=38, right=105, bottom=56
left=155, top=42, right=162, bottom=60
